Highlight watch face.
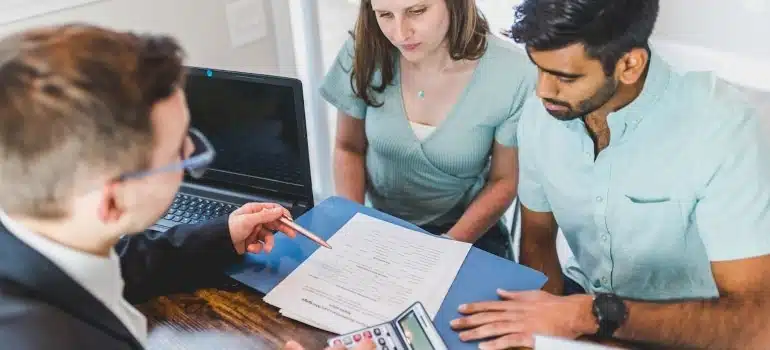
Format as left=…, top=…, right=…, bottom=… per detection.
left=596, top=294, right=626, bottom=322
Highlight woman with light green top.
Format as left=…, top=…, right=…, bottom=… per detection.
left=320, top=0, right=535, bottom=258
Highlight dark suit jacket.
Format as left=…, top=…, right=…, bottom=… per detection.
left=0, top=216, right=242, bottom=349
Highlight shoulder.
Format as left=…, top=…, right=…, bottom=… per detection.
left=674, top=70, right=763, bottom=142
left=0, top=288, right=85, bottom=348
left=481, top=34, right=537, bottom=79
left=516, top=93, right=549, bottom=143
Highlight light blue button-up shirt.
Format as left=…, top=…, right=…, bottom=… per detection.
left=517, top=51, right=770, bottom=301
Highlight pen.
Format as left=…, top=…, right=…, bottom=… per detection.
left=279, top=216, right=332, bottom=249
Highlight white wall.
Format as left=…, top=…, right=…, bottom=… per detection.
left=0, top=0, right=297, bottom=77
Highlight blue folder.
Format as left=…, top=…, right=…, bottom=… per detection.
left=226, top=196, right=547, bottom=350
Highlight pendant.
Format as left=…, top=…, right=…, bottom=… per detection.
left=418, top=90, right=425, bottom=99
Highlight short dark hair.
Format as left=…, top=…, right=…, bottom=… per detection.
left=0, top=23, right=186, bottom=218
left=506, top=0, right=660, bottom=75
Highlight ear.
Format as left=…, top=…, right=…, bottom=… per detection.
left=616, top=48, right=649, bottom=85
left=97, top=181, right=124, bottom=224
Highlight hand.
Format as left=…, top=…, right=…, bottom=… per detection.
left=282, top=338, right=375, bottom=350
left=228, top=202, right=297, bottom=254
left=450, top=289, right=596, bottom=349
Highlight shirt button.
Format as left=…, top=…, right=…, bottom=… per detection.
left=602, top=277, right=609, bottom=285
left=602, top=235, right=608, bottom=241
left=596, top=196, right=603, bottom=202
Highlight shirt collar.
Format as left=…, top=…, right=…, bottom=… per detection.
left=610, top=49, right=672, bottom=126
left=562, top=49, right=673, bottom=137
left=0, top=211, right=125, bottom=308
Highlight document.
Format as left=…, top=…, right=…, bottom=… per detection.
left=535, top=335, right=624, bottom=349
left=263, top=213, right=472, bottom=334
left=0, top=0, right=103, bottom=25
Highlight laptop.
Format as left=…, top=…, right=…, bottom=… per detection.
left=150, top=66, right=314, bottom=232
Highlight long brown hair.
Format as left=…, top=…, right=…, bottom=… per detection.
left=349, top=0, right=490, bottom=107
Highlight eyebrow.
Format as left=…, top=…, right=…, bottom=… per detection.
left=526, top=52, right=584, bottom=79
left=372, top=1, right=426, bottom=12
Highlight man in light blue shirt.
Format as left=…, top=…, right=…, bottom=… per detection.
left=450, top=1, right=770, bottom=349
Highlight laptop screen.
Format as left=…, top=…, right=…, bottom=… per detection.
left=182, top=67, right=312, bottom=201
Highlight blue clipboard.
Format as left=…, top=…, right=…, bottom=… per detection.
left=225, top=196, right=547, bottom=350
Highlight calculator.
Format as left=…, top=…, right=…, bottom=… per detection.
left=327, top=302, right=447, bottom=350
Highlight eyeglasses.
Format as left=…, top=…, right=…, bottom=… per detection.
left=118, top=127, right=215, bottom=181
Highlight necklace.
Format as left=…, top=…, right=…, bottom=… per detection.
left=412, top=59, right=455, bottom=99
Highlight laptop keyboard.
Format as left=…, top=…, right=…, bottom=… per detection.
left=162, top=193, right=238, bottom=225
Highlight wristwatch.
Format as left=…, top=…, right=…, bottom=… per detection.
left=591, top=293, right=627, bottom=338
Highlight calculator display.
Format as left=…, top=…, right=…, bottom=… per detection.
left=397, top=310, right=434, bottom=350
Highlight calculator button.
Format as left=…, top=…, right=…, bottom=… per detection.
left=363, top=331, right=372, bottom=338
left=374, top=328, right=382, bottom=336
left=353, top=334, right=362, bottom=342
left=378, top=337, right=386, bottom=345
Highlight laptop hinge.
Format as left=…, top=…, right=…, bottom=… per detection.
left=179, top=182, right=295, bottom=210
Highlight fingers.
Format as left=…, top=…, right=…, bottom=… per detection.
left=458, top=300, right=526, bottom=314
left=451, top=311, right=521, bottom=330
left=247, top=242, right=263, bottom=254
left=233, top=202, right=282, bottom=215
left=457, top=321, right=526, bottom=343
left=231, top=206, right=285, bottom=233
left=265, top=221, right=297, bottom=238
left=324, top=338, right=374, bottom=350
left=478, top=333, right=533, bottom=350
left=497, top=289, right=543, bottom=301
left=282, top=340, right=304, bottom=350
left=245, top=228, right=274, bottom=254
left=354, top=338, right=376, bottom=350
left=262, top=229, right=275, bottom=252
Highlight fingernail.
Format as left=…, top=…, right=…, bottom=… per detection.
left=458, top=304, right=466, bottom=311
left=450, top=319, right=459, bottom=326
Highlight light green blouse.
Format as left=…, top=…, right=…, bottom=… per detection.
left=320, top=35, right=535, bottom=227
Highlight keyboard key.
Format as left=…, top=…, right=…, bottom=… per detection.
left=172, top=216, right=182, bottom=222
left=374, top=329, right=381, bottom=336
left=164, top=214, right=173, bottom=220
left=181, top=218, right=190, bottom=224
left=377, top=337, right=386, bottom=345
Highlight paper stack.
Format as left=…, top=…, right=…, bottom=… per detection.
left=263, top=213, right=472, bottom=335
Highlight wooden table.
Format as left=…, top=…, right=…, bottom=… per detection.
left=136, top=276, right=331, bottom=349
left=136, top=275, right=651, bottom=350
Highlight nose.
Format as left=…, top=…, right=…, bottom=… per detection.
left=392, top=17, right=412, bottom=43
left=535, top=71, right=558, bottom=100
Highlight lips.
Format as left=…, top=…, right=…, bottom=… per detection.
left=402, top=43, right=420, bottom=51
left=543, top=101, right=568, bottom=111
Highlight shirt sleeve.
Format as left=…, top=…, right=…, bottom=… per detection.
left=319, top=36, right=368, bottom=120
left=516, top=100, right=552, bottom=212
left=495, top=66, right=537, bottom=148
left=696, top=106, right=770, bottom=261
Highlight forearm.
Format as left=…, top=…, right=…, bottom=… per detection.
left=446, top=178, right=516, bottom=243
left=519, top=233, right=563, bottom=295
left=608, top=294, right=765, bottom=349
left=334, top=148, right=366, bottom=204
